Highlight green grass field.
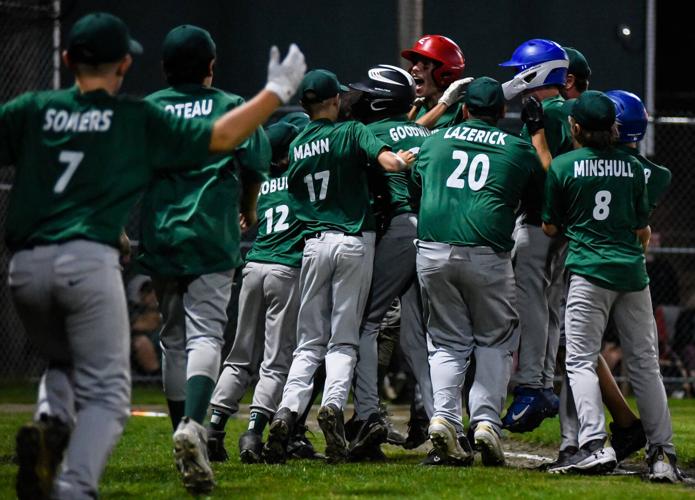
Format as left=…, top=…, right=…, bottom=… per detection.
left=1, top=383, right=694, bottom=499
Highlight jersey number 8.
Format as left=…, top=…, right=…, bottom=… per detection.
left=593, top=190, right=612, bottom=221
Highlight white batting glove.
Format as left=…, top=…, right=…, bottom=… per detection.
left=438, top=77, right=474, bottom=107
left=265, top=44, right=307, bottom=104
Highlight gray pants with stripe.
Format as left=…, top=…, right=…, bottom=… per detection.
left=416, top=241, right=518, bottom=434
left=564, top=274, right=674, bottom=453
left=9, top=240, right=131, bottom=500
left=154, top=270, right=234, bottom=402
left=512, top=221, right=565, bottom=389
left=354, top=213, right=433, bottom=420
left=279, top=231, right=375, bottom=414
left=210, top=261, right=300, bottom=417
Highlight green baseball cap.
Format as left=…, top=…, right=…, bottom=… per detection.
left=281, top=111, right=311, bottom=129
left=67, top=12, right=143, bottom=64
left=570, top=90, right=616, bottom=131
left=299, top=69, right=348, bottom=103
left=463, top=77, right=505, bottom=115
left=162, top=25, right=216, bottom=66
left=266, top=122, right=301, bottom=154
left=564, top=47, right=591, bottom=79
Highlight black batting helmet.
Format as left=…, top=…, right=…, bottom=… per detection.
left=348, top=64, right=416, bottom=116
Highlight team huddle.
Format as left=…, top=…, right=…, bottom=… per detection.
left=0, top=11, right=681, bottom=499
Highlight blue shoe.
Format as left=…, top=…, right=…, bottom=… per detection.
left=542, top=388, right=560, bottom=418
left=502, top=386, right=546, bottom=433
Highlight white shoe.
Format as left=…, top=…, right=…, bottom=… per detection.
left=173, top=417, right=215, bottom=494
left=428, top=417, right=473, bottom=463
left=474, top=421, right=505, bottom=466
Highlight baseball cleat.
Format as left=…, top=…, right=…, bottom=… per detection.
left=473, top=421, right=505, bottom=466
left=263, top=407, right=295, bottom=464
left=609, top=419, right=646, bottom=463
left=379, top=404, right=407, bottom=446
left=15, top=414, right=71, bottom=500
left=173, top=417, right=215, bottom=495
left=238, top=430, right=263, bottom=464
left=206, top=428, right=229, bottom=462
left=428, top=417, right=474, bottom=465
left=502, top=386, right=546, bottom=433
left=404, top=408, right=429, bottom=450
left=547, top=438, right=616, bottom=475
left=348, top=412, right=387, bottom=461
left=647, top=446, right=683, bottom=483
left=287, top=424, right=324, bottom=460
left=317, top=404, right=348, bottom=464
left=421, top=434, right=474, bottom=466
left=538, top=446, right=578, bottom=471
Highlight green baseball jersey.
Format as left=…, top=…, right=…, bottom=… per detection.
left=416, top=102, right=463, bottom=130
left=617, top=144, right=671, bottom=212
left=367, top=116, right=431, bottom=215
left=411, top=118, right=544, bottom=252
left=520, top=94, right=574, bottom=225
left=286, top=119, right=389, bottom=234
left=542, top=147, right=650, bottom=292
left=246, top=173, right=304, bottom=268
left=136, top=85, right=270, bottom=276
left=0, top=87, right=211, bottom=252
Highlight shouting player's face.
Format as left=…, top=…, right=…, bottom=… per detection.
left=409, top=56, right=439, bottom=98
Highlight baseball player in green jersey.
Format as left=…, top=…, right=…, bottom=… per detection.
left=499, top=39, right=573, bottom=432
left=401, top=35, right=472, bottom=130
left=542, top=91, right=680, bottom=481
left=1, top=12, right=306, bottom=499
left=205, top=114, right=314, bottom=465
left=344, top=64, right=433, bottom=460
left=136, top=25, right=273, bottom=493
left=411, top=77, right=545, bottom=466
left=263, top=69, right=415, bottom=464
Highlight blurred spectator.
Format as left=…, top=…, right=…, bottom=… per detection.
left=646, top=232, right=680, bottom=306
left=126, top=274, right=162, bottom=375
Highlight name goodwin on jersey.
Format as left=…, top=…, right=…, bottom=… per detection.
left=573, top=159, right=635, bottom=178
left=164, top=99, right=213, bottom=118
left=293, top=138, right=329, bottom=160
left=43, top=108, right=113, bottom=132
left=443, top=126, right=508, bottom=146
left=388, top=125, right=430, bottom=142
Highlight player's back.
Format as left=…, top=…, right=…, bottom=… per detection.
left=0, top=87, right=210, bottom=251
left=414, top=118, right=543, bottom=251
left=616, top=144, right=671, bottom=211
left=545, top=146, right=649, bottom=291
left=286, top=119, right=384, bottom=234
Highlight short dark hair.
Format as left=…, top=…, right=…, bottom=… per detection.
left=572, top=121, right=618, bottom=149
left=574, top=78, right=589, bottom=93
left=164, top=57, right=213, bottom=86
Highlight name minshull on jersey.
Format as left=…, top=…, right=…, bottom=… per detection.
left=573, top=159, right=635, bottom=178
left=293, top=138, right=329, bottom=160
left=442, top=125, right=508, bottom=146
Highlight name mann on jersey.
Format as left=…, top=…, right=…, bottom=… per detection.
left=573, top=159, right=634, bottom=178
left=443, top=126, right=508, bottom=146
left=43, top=108, right=113, bottom=132
left=164, top=99, right=213, bottom=119
left=293, top=138, right=330, bottom=160
left=260, top=176, right=288, bottom=195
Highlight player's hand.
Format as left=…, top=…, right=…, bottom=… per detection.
left=438, top=77, right=474, bottom=107
left=265, top=44, right=307, bottom=104
left=411, top=96, right=426, bottom=109
left=521, top=95, right=545, bottom=135
left=239, top=211, right=257, bottom=233
left=396, top=149, right=416, bottom=169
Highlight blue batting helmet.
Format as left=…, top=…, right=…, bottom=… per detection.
left=499, top=39, right=568, bottom=100
left=605, top=90, right=648, bottom=143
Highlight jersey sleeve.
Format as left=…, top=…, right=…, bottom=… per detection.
left=408, top=156, right=424, bottom=211
left=647, top=164, right=672, bottom=212
left=542, top=163, right=563, bottom=227
left=0, top=93, right=32, bottom=166
left=353, top=122, right=390, bottom=164
left=634, top=165, right=650, bottom=229
left=235, top=126, right=271, bottom=183
left=144, top=101, right=213, bottom=170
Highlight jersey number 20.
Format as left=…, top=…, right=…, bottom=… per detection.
left=446, top=151, right=489, bottom=191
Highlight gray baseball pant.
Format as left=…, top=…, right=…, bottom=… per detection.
left=210, top=262, right=299, bottom=417
left=564, top=274, right=674, bottom=453
left=354, top=213, right=433, bottom=419
left=513, top=221, right=564, bottom=389
left=9, top=240, right=130, bottom=500
left=416, top=241, right=518, bottom=434
left=279, top=231, right=375, bottom=414
left=155, top=271, right=234, bottom=402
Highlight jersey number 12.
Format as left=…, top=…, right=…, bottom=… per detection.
left=265, top=205, right=290, bottom=234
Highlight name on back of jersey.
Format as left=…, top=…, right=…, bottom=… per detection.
left=293, top=138, right=329, bottom=160
left=573, top=159, right=635, bottom=178
left=260, top=176, right=288, bottom=195
left=388, top=125, right=430, bottom=142
left=43, top=108, right=113, bottom=132
left=443, top=126, right=507, bottom=145
left=164, top=99, right=213, bottom=119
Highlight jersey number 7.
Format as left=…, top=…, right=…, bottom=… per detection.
left=54, top=150, right=84, bottom=194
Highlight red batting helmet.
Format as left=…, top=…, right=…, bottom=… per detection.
left=401, top=35, right=465, bottom=88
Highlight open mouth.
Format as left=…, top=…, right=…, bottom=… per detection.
left=413, top=76, right=425, bottom=94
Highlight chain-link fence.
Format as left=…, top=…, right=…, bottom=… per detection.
left=0, top=0, right=58, bottom=378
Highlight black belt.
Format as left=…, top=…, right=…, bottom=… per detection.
left=305, top=230, right=362, bottom=241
